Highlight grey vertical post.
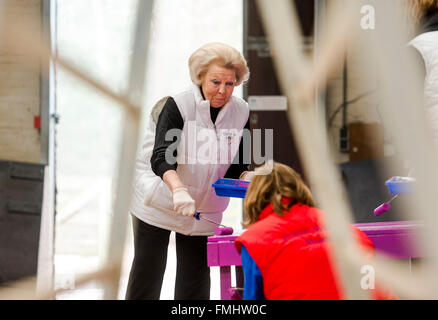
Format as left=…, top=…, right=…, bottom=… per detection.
left=37, top=0, right=57, bottom=298
left=314, top=0, right=327, bottom=132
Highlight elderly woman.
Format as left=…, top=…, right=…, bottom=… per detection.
left=126, top=42, right=252, bottom=300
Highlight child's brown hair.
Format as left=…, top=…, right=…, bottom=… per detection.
left=408, top=0, right=438, bottom=25
left=242, top=162, right=315, bottom=228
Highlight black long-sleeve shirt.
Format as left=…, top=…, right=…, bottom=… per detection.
left=151, top=96, right=250, bottom=179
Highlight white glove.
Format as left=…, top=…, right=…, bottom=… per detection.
left=239, top=171, right=255, bottom=181
left=172, top=187, right=196, bottom=217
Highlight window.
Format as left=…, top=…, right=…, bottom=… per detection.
left=55, top=0, right=243, bottom=299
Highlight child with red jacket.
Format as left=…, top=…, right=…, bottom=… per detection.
left=235, top=162, right=396, bottom=300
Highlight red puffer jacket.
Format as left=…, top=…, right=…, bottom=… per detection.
left=235, top=199, right=397, bottom=300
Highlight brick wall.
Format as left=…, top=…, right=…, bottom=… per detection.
left=0, top=0, right=42, bottom=163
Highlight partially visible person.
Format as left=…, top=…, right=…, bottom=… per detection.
left=235, top=162, right=397, bottom=300
left=408, top=0, right=438, bottom=141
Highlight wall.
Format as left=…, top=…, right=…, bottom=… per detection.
left=0, top=0, right=42, bottom=163
left=325, top=14, right=394, bottom=164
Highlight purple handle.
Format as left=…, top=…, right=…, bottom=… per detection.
left=215, top=227, right=234, bottom=235
left=374, top=202, right=391, bottom=216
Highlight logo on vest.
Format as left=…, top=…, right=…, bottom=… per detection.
left=222, top=131, right=236, bottom=145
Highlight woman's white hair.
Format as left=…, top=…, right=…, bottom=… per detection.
left=188, top=42, right=250, bottom=86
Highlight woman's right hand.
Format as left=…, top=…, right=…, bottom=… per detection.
left=172, top=187, right=196, bottom=217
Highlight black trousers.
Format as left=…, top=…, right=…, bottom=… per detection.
left=125, top=215, right=211, bottom=300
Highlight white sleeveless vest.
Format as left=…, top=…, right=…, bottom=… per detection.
left=410, top=31, right=438, bottom=141
left=130, top=85, right=249, bottom=235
